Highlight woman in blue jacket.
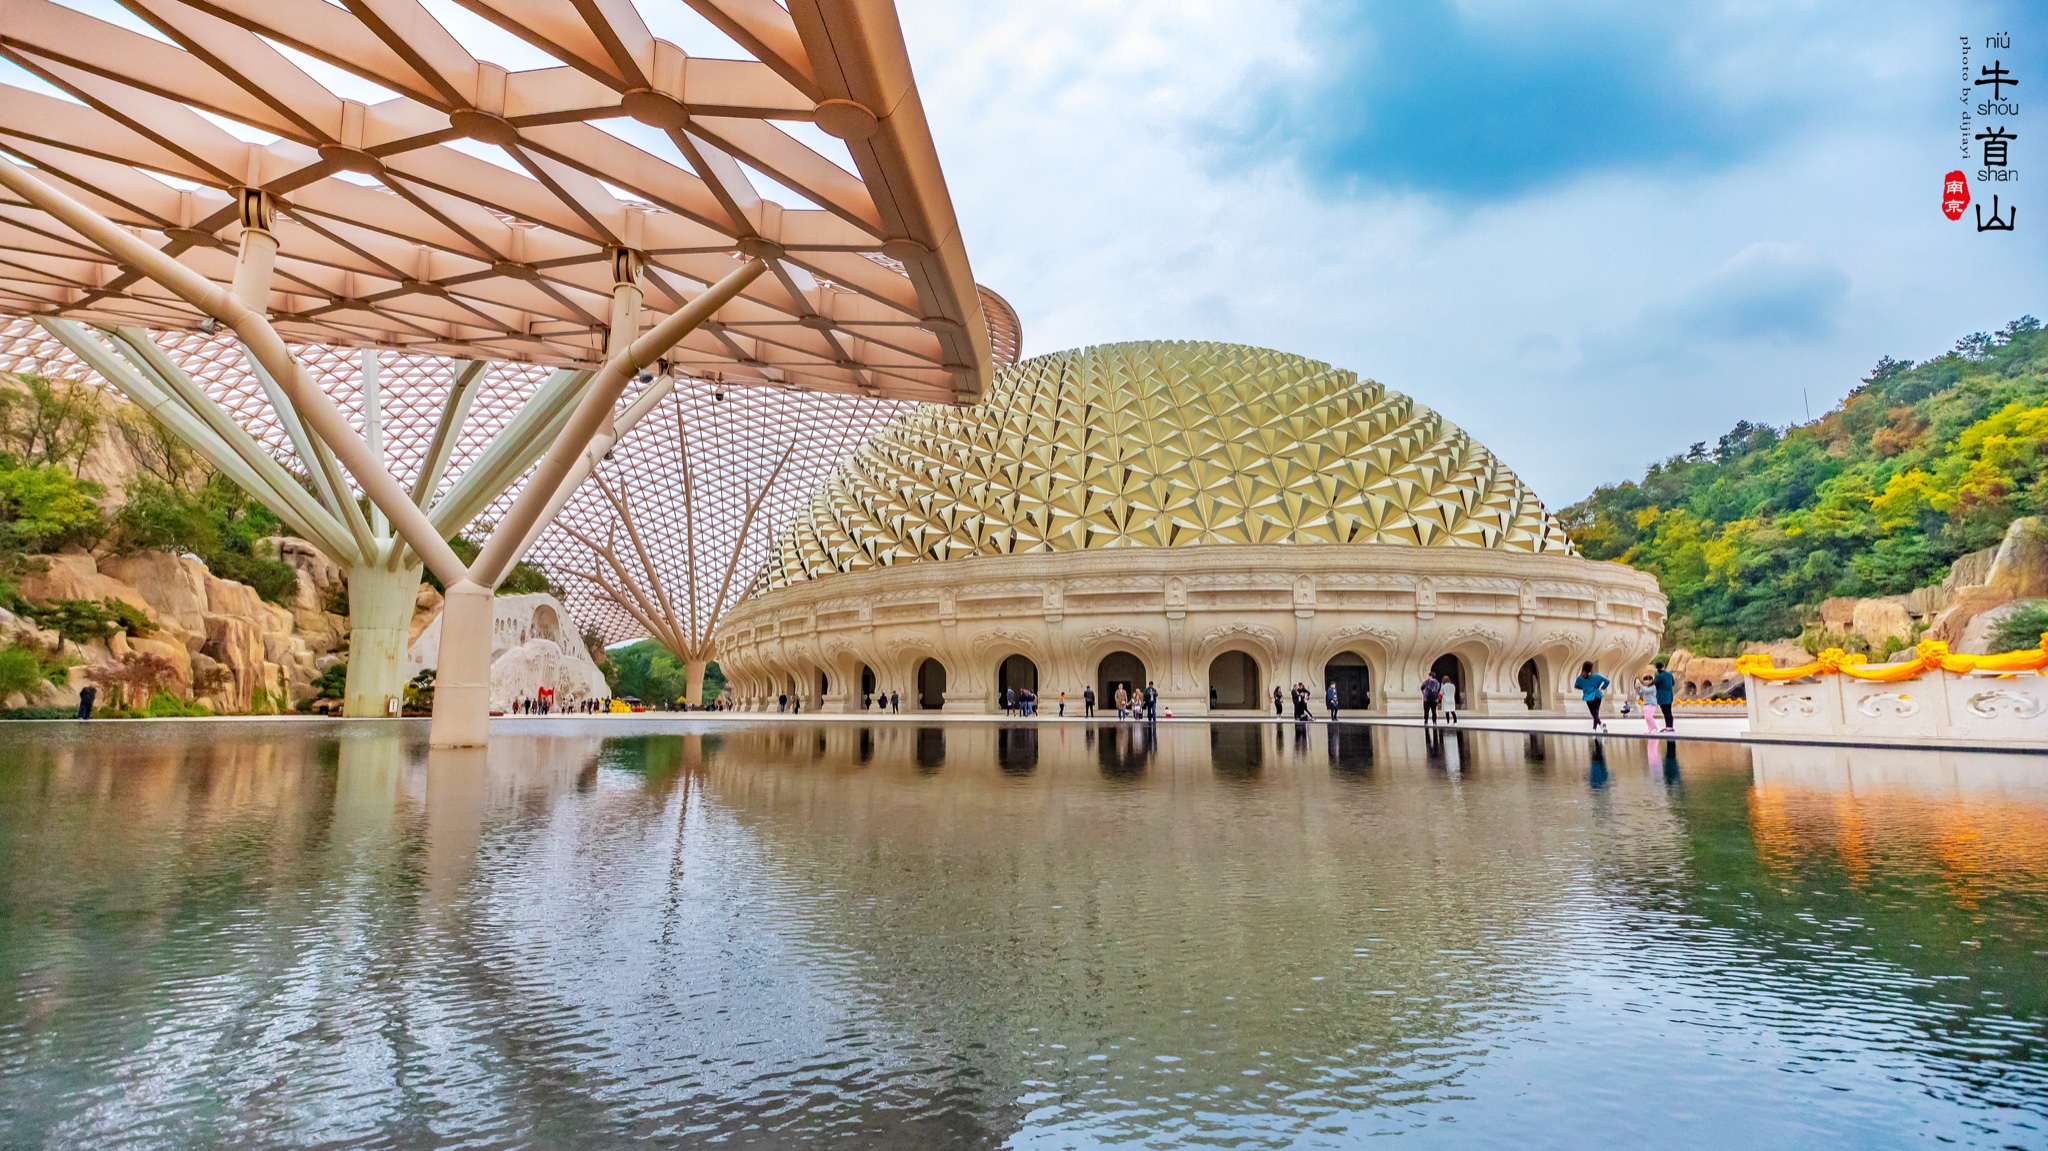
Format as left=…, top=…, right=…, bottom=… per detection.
left=1573, top=661, right=1610, bottom=732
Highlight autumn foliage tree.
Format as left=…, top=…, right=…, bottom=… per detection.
left=1562, top=317, right=2046, bottom=654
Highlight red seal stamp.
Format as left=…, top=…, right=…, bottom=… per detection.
left=1942, top=170, right=1970, bottom=221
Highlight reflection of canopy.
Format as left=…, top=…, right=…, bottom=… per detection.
left=0, top=0, right=1006, bottom=402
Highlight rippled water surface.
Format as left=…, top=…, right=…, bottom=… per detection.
left=1, top=719, right=2045, bottom=1149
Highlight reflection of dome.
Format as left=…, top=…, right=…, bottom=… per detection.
left=759, top=341, right=1569, bottom=593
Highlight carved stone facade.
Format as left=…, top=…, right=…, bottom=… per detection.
left=717, top=545, right=1664, bottom=716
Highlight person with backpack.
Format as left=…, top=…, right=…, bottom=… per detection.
left=1574, top=661, right=1611, bottom=731
left=1420, top=673, right=1442, bottom=725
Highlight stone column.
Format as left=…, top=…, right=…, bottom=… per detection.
left=429, top=579, right=494, bottom=746
left=343, top=562, right=424, bottom=717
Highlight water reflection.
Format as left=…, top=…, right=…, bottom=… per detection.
left=0, top=721, right=2043, bottom=1148
left=1327, top=723, right=1375, bottom=774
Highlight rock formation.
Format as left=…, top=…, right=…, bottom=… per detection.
left=404, top=592, right=608, bottom=713
left=4, top=548, right=321, bottom=712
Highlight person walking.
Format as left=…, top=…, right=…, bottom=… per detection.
left=890, top=690, right=899, bottom=713
left=76, top=683, right=96, bottom=721
left=1440, top=676, right=1458, bottom=724
left=1653, top=659, right=1676, bottom=733
left=1084, top=686, right=1096, bottom=717
left=1574, top=661, right=1610, bottom=731
left=1637, top=674, right=1661, bottom=733
left=1114, top=683, right=1129, bottom=719
left=1059, top=690, right=1067, bottom=717
left=1326, top=682, right=1339, bottom=722
left=1272, top=685, right=1283, bottom=716
left=1420, top=673, right=1441, bottom=725
left=777, top=693, right=787, bottom=713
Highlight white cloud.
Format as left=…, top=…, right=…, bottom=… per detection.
left=899, top=0, right=2047, bottom=504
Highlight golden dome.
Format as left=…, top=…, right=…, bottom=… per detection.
left=757, top=341, right=1571, bottom=591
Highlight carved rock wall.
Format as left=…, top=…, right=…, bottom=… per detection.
left=404, top=592, right=608, bottom=712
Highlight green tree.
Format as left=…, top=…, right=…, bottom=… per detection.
left=1564, top=317, right=2047, bottom=653
left=603, top=639, right=691, bottom=703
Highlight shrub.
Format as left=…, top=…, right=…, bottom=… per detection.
left=85, top=650, right=178, bottom=709
left=0, top=706, right=74, bottom=720
left=0, top=644, right=47, bottom=699
left=22, top=598, right=154, bottom=644
left=310, top=661, right=346, bottom=700
left=1987, top=600, right=2048, bottom=654
left=114, top=474, right=298, bottom=605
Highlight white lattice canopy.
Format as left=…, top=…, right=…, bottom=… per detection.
left=0, top=314, right=906, bottom=653
left=0, top=0, right=1012, bottom=402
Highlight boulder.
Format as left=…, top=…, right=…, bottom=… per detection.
left=16, top=552, right=154, bottom=617
left=98, top=550, right=209, bottom=644
left=1817, top=597, right=1858, bottom=634
left=203, top=613, right=270, bottom=712
left=409, top=582, right=444, bottom=647
left=261, top=536, right=348, bottom=656
left=1851, top=597, right=1914, bottom=650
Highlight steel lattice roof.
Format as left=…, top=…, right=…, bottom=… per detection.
left=0, top=0, right=1013, bottom=403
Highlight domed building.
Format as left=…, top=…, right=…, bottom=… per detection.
left=717, top=342, right=1664, bottom=716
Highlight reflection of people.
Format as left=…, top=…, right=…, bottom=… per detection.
left=76, top=683, right=95, bottom=720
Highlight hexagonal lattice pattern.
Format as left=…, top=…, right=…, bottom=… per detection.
left=758, top=341, right=1573, bottom=593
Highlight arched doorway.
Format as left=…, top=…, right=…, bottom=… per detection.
left=997, top=654, right=1039, bottom=704
left=916, top=658, right=947, bottom=710
left=1429, top=653, right=1469, bottom=711
left=1207, top=650, right=1260, bottom=710
left=1097, top=651, right=1146, bottom=705
left=1324, top=651, right=1372, bottom=710
left=1517, top=659, right=1542, bottom=710
left=860, top=664, right=876, bottom=709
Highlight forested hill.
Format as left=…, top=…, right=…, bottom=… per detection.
left=1560, top=316, right=2046, bottom=654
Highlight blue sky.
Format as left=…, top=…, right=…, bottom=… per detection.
left=898, top=0, right=2046, bottom=502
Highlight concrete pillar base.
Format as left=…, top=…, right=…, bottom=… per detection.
left=429, top=579, right=494, bottom=747
left=342, top=563, right=423, bottom=718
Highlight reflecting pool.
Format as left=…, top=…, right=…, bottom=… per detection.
left=1, top=720, right=2044, bottom=1148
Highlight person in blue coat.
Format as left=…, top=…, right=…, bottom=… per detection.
left=1652, top=659, right=1676, bottom=732
left=1573, top=661, right=1610, bottom=732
